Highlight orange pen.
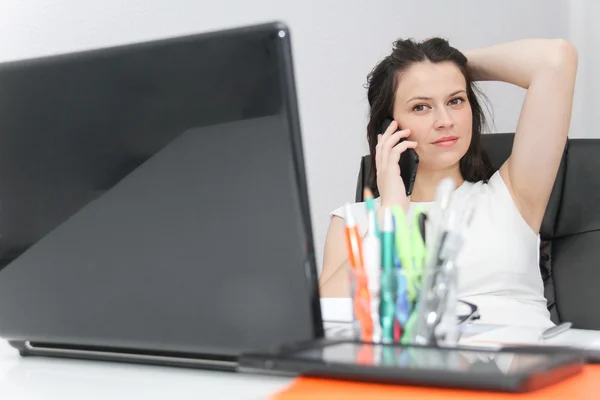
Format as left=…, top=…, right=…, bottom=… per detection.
left=344, top=204, right=373, bottom=342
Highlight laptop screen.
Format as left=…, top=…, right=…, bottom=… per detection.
left=0, top=23, right=322, bottom=358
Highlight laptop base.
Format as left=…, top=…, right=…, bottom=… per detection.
left=9, top=340, right=237, bottom=371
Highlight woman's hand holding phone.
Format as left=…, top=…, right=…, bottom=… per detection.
left=375, top=120, right=418, bottom=211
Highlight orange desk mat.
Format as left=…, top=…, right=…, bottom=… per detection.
left=269, top=365, right=600, bottom=400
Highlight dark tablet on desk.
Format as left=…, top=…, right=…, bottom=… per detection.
left=239, top=340, right=584, bottom=393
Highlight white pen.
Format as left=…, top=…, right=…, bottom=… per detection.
left=362, top=209, right=382, bottom=343
left=542, top=322, right=572, bottom=340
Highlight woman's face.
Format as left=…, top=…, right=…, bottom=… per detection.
left=392, top=61, right=472, bottom=172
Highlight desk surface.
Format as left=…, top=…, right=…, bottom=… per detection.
left=0, top=341, right=291, bottom=400
left=3, top=320, right=600, bottom=399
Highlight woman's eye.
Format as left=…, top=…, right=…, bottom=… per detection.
left=448, top=97, right=464, bottom=106
left=412, top=104, right=429, bottom=112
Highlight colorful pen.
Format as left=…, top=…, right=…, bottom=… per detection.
left=344, top=204, right=373, bottom=342
left=363, top=209, right=382, bottom=343
left=380, top=207, right=396, bottom=343
left=393, top=255, right=410, bottom=326
left=363, top=188, right=380, bottom=238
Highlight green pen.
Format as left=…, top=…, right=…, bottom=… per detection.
left=412, top=206, right=427, bottom=287
left=401, top=310, right=418, bottom=345
left=380, top=207, right=396, bottom=343
left=398, top=206, right=427, bottom=346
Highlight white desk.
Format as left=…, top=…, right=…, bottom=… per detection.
left=0, top=301, right=349, bottom=399
left=0, top=341, right=292, bottom=400
left=4, top=299, right=600, bottom=399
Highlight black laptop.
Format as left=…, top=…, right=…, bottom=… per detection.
left=0, top=21, right=322, bottom=369
left=0, top=22, right=585, bottom=392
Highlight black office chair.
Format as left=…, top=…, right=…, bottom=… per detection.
left=355, top=133, right=600, bottom=329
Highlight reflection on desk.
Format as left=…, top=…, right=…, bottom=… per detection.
left=0, top=341, right=290, bottom=400
left=460, top=325, right=600, bottom=351
left=320, top=298, right=600, bottom=353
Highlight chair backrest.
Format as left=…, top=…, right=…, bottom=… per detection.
left=355, top=133, right=600, bottom=329
left=551, top=139, right=600, bottom=329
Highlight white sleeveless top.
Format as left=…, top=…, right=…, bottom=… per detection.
left=331, top=171, right=553, bottom=328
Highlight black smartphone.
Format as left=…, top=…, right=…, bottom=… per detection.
left=380, top=118, right=419, bottom=196
left=239, top=340, right=584, bottom=393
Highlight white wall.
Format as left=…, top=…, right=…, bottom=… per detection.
left=568, top=0, right=599, bottom=140
left=0, top=0, right=588, bottom=271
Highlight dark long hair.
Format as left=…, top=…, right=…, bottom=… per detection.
left=365, top=37, right=493, bottom=195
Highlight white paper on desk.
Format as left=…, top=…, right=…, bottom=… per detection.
left=461, top=325, right=600, bottom=351
left=323, top=321, right=354, bottom=339
left=545, top=328, right=600, bottom=350
left=460, top=326, right=544, bottom=347
left=588, top=339, right=600, bottom=350
left=320, top=298, right=352, bottom=322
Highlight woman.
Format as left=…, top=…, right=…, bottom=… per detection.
left=319, top=37, right=578, bottom=328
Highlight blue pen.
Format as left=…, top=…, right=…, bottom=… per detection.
left=394, top=253, right=410, bottom=328
left=392, top=206, right=416, bottom=303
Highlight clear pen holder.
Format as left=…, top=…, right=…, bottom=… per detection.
left=346, top=265, right=361, bottom=341
left=346, top=266, right=375, bottom=343
left=348, top=263, right=427, bottom=346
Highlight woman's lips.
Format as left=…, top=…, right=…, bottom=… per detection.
left=433, top=136, right=459, bottom=148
